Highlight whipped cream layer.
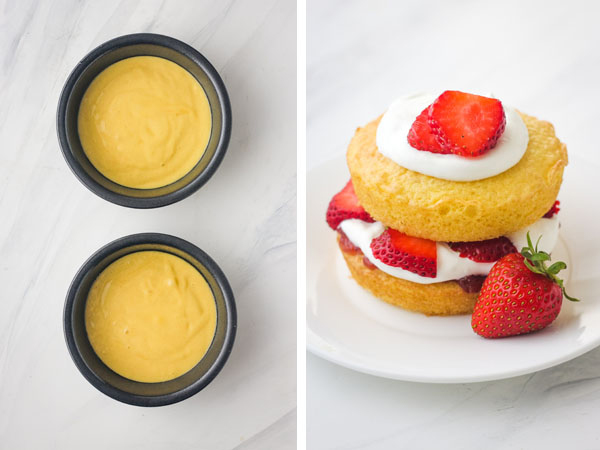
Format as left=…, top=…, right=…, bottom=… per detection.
left=339, top=215, right=559, bottom=285
left=375, top=92, right=529, bottom=181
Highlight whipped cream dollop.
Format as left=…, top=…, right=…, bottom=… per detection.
left=339, top=216, right=559, bottom=284
left=375, top=92, right=529, bottom=181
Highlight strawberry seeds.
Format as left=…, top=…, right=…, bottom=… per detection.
left=407, top=90, right=506, bottom=157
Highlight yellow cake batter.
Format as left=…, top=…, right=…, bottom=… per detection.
left=78, top=56, right=212, bottom=189
left=85, top=251, right=217, bottom=383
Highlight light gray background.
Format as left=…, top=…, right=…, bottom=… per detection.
left=308, top=0, right=600, bottom=448
left=0, top=0, right=296, bottom=449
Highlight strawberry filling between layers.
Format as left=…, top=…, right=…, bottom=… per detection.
left=338, top=231, right=378, bottom=270
left=339, top=228, right=486, bottom=292
left=337, top=210, right=560, bottom=291
left=326, top=178, right=560, bottom=292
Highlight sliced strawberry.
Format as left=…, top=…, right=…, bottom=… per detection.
left=448, top=237, right=517, bottom=263
left=338, top=230, right=361, bottom=254
left=543, top=200, right=560, bottom=218
left=363, top=256, right=377, bottom=270
left=429, top=91, right=506, bottom=157
left=370, top=229, right=437, bottom=278
left=456, top=275, right=486, bottom=293
left=407, top=106, right=451, bottom=154
left=326, top=180, right=374, bottom=230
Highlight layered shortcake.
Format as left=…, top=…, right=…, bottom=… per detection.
left=326, top=91, right=567, bottom=316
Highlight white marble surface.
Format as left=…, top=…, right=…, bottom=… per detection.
left=308, top=0, right=600, bottom=448
left=0, top=0, right=296, bottom=448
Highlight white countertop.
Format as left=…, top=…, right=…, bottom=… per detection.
left=0, top=0, right=296, bottom=448
left=307, top=0, right=600, bottom=448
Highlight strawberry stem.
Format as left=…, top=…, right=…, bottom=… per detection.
left=521, top=231, right=579, bottom=302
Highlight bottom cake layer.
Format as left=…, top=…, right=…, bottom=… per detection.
left=339, top=238, right=479, bottom=316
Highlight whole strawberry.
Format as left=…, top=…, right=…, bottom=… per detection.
left=472, top=232, right=578, bottom=338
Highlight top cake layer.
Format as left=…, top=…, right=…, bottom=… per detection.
left=347, top=112, right=567, bottom=242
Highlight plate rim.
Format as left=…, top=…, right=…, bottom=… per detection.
left=307, top=328, right=600, bottom=383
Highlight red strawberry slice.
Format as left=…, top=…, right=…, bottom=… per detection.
left=543, top=200, right=560, bottom=218
left=457, top=275, right=486, bottom=293
left=326, top=180, right=374, bottom=230
left=338, top=230, right=361, bottom=254
left=429, top=91, right=506, bottom=157
left=362, top=256, right=377, bottom=270
left=407, top=106, right=451, bottom=154
left=448, top=237, right=517, bottom=263
left=370, top=229, right=437, bottom=278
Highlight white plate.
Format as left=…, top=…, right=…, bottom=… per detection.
left=307, top=154, right=600, bottom=383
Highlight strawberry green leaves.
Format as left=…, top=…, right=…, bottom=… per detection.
left=521, top=231, right=578, bottom=302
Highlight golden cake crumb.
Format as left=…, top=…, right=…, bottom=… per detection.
left=347, top=112, right=567, bottom=242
